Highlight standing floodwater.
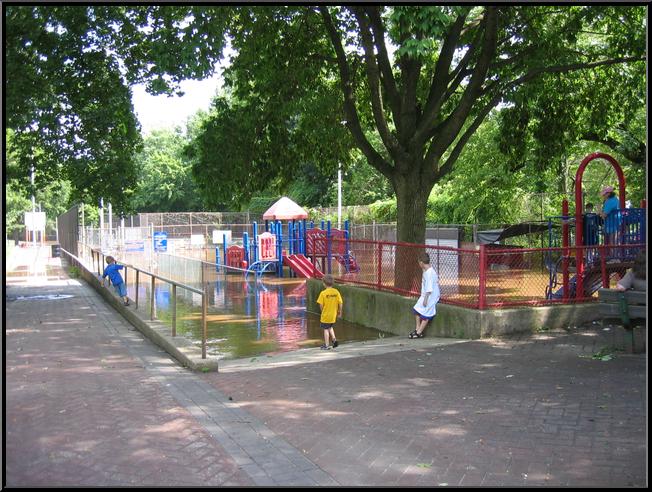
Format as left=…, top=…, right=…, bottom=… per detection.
left=134, top=272, right=393, bottom=360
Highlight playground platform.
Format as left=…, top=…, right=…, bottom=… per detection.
left=5, top=245, right=647, bottom=487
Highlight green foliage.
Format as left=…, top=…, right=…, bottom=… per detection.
left=5, top=182, right=32, bottom=237
left=4, top=5, right=230, bottom=213
left=5, top=130, right=74, bottom=237
left=388, top=6, right=471, bottom=60
left=496, top=8, right=646, bottom=193
left=132, top=127, right=205, bottom=212
left=188, top=83, right=352, bottom=210
left=5, top=4, right=645, bottom=245
left=368, top=199, right=398, bottom=223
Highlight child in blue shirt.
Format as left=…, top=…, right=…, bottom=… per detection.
left=599, top=185, right=621, bottom=258
left=103, top=256, right=130, bottom=306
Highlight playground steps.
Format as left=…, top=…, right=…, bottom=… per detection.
left=335, top=254, right=360, bottom=273
left=283, top=254, right=323, bottom=279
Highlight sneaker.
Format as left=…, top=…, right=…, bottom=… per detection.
left=320, top=345, right=330, bottom=350
left=124, top=300, right=130, bottom=306
left=332, top=340, right=339, bottom=348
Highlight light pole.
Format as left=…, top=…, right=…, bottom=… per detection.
left=99, top=197, right=104, bottom=251
left=338, top=119, right=348, bottom=230
left=31, top=165, right=36, bottom=249
left=338, top=163, right=342, bottom=230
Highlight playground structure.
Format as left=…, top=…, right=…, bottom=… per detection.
left=544, top=152, right=646, bottom=301
left=222, top=219, right=360, bottom=280
left=216, top=195, right=359, bottom=280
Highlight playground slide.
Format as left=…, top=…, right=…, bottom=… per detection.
left=283, top=254, right=324, bottom=278
left=550, top=271, right=602, bottom=299
left=549, top=262, right=628, bottom=299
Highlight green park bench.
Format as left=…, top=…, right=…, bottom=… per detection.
left=598, top=288, right=646, bottom=353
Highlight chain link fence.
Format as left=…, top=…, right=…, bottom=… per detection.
left=323, top=238, right=645, bottom=308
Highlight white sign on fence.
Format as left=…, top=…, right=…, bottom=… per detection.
left=124, top=227, right=145, bottom=240
left=212, top=230, right=232, bottom=244
left=191, top=234, right=205, bottom=246
left=24, top=211, right=46, bottom=231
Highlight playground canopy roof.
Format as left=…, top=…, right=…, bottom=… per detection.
left=262, top=196, right=309, bottom=220
left=477, top=222, right=551, bottom=245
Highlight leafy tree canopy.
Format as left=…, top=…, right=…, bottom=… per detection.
left=5, top=4, right=646, bottom=241
left=5, top=5, right=228, bottom=211
left=132, top=122, right=206, bottom=213
left=189, top=5, right=645, bottom=244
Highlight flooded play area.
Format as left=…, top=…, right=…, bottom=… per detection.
left=132, top=272, right=394, bottom=360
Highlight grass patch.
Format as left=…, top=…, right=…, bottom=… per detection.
left=580, top=346, right=622, bottom=361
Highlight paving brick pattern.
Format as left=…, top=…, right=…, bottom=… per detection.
left=5, top=248, right=647, bottom=487
left=5, top=279, right=254, bottom=487
left=203, top=329, right=647, bottom=487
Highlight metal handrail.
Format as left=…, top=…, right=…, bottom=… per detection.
left=61, top=246, right=209, bottom=359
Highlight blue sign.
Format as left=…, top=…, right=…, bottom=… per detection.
left=153, top=231, right=168, bottom=253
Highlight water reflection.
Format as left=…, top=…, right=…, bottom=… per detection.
left=144, top=274, right=393, bottom=360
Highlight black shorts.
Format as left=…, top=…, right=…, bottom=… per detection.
left=321, top=323, right=335, bottom=330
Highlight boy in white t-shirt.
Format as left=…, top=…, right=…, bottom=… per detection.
left=409, top=252, right=440, bottom=339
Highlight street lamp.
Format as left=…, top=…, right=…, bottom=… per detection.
left=31, top=165, right=36, bottom=249
left=338, top=163, right=342, bottom=230
left=338, top=119, right=348, bottom=230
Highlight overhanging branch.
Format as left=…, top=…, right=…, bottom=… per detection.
left=319, top=6, right=394, bottom=179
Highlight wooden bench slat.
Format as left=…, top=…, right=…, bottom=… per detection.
left=598, top=288, right=647, bottom=306
left=599, top=304, right=647, bottom=319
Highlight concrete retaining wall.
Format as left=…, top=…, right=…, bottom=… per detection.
left=307, top=279, right=603, bottom=339
left=72, top=261, right=218, bottom=372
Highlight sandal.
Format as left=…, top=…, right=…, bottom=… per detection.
left=408, top=331, right=424, bottom=339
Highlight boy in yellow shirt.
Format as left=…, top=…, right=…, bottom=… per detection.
left=316, top=274, right=343, bottom=350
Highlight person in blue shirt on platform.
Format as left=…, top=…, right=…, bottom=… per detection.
left=599, top=186, right=621, bottom=259
left=103, top=255, right=130, bottom=306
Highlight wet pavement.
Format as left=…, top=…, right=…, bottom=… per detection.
left=4, top=245, right=647, bottom=487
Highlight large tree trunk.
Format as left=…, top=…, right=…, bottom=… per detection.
left=393, top=172, right=430, bottom=292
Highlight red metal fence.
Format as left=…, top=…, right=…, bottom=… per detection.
left=318, top=238, right=644, bottom=309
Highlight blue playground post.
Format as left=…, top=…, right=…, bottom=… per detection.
left=288, top=221, right=294, bottom=255
left=276, top=220, right=283, bottom=277
left=223, top=234, right=228, bottom=267
left=215, top=246, right=220, bottom=272
left=252, top=222, right=258, bottom=262
left=293, top=220, right=298, bottom=254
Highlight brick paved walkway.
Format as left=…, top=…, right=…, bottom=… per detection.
left=5, top=247, right=333, bottom=487
left=203, top=329, right=646, bottom=486
left=4, top=246, right=647, bottom=487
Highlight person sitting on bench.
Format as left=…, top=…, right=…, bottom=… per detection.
left=616, top=250, right=646, bottom=292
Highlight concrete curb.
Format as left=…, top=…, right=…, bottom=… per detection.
left=217, top=335, right=470, bottom=373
